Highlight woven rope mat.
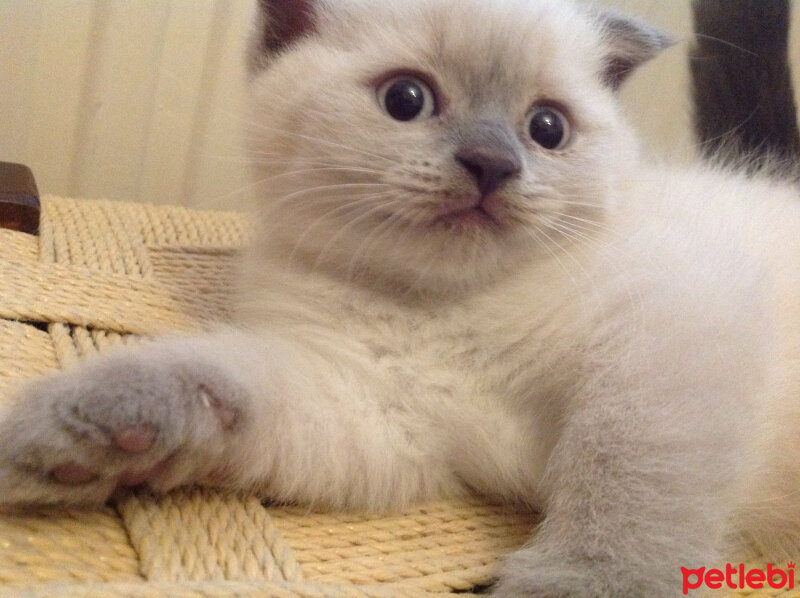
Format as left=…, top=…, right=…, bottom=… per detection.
left=0, top=196, right=791, bottom=598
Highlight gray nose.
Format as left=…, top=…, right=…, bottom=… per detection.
left=455, top=147, right=522, bottom=197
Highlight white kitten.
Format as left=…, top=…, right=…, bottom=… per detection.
left=3, top=1, right=800, bottom=596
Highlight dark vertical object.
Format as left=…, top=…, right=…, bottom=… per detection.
left=691, top=0, right=800, bottom=163
left=0, top=162, right=40, bottom=235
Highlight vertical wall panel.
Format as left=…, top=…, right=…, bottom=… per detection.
left=0, top=1, right=98, bottom=194
left=138, top=0, right=253, bottom=210
left=0, top=0, right=252, bottom=208
left=138, top=2, right=220, bottom=205
left=0, top=1, right=43, bottom=162
left=179, top=0, right=253, bottom=210
left=70, top=1, right=172, bottom=200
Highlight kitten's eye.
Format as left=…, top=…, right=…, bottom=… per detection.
left=377, top=76, right=436, bottom=122
left=527, top=105, right=571, bottom=150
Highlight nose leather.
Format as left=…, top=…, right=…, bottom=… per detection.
left=456, top=148, right=521, bottom=197
left=454, top=120, right=522, bottom=197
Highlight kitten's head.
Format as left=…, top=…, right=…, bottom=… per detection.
left=246, top=0, right=668, bottom=294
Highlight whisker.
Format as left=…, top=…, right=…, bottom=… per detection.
left=346, top=208, right=415, bottom=281
left=242, top=151, right=386, bottom=174
left=263, top=191, right=394, bottom=230
left=545, top=219, right=646, bottom=338
left=524, top=226, right=584, bottom=298
left=312, top=197, right=405, bottom=271
left=242, top=119, right=394, bottom=164
left=263, top=181, right=392, bottom=212
left=285, top=192, right=397, bottom=264
left=549, top=215, right=623, bottom=248
left=691, top=33, right=759, bottom=59
left=544, top=198, right=605, bottom=209
left=553, top=212, right=609, bottom=229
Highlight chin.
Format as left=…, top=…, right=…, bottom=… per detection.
left=373, top=233, right=524, bottom=296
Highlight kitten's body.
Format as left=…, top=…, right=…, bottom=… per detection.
left=3, top=0, right=800, bottom=595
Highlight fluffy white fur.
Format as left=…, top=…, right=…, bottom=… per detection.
left=2, top=0, right=800, bottom=596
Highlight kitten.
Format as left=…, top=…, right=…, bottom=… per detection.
left=3, top=0, right=800, bottom=596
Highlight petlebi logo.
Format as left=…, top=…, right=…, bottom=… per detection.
left=681, top=563, right=795, bottom=595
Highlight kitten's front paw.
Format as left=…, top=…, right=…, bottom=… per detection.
left=0, top=348, right=248, bottom=505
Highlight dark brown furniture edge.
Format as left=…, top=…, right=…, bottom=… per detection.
left=0, top=162, right=41, bottom=235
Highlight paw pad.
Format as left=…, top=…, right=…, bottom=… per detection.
left=113, top=425, right=157, bottom=453
left=50, top=463, right=96, bottom=485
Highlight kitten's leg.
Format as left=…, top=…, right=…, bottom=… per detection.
left=0, top=330, right=454, bottom=508
left=494, top=384, right=749, bottom=597
left=494, top=316, right=764, bottom=597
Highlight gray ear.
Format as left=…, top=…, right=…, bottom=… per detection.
left=595, top=10, right=673, bottom=89
left=255, top=0, right=318, bottom=55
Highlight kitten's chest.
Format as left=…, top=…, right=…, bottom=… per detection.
left=259, top=264, right=589, bottom=402
left=355, top=310, right=488, bottom=386
left=336, top=285, right=582, bottom=402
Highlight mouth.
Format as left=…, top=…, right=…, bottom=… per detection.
left=432, top=199, right=503, bottom=231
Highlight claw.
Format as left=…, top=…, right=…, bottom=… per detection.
left=199, top=386, right=237, bottom=429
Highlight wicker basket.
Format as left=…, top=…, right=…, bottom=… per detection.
left=0, top=195, right=539, bottom=598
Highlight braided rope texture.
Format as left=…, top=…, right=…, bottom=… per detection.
left=0, top=196, right=787, bottom=597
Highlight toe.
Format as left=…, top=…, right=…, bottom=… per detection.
left=113, top=425, right=157, bottom=453
left=51, top=463, right=97, bottom=485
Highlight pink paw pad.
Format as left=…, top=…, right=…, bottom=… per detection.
left=113, top=424, right=157, bottom=453
left=50, top=463, right=96, bottom=485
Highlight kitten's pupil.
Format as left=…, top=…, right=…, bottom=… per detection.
left=528, top=106, right=569, bottom=150
left=385, top=80, right=425, bottom=121
left=380, top=77, right=434, bottom=121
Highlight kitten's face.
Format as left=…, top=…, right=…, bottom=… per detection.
left=247, top=0, right=659, bottom=293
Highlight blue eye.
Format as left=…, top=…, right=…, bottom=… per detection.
left=377, top=76, right=436, bottom=122
left=527, top=105, right=571, bottom=150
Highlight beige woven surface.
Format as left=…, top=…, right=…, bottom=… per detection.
left=0, top=196, right=792, bottom=598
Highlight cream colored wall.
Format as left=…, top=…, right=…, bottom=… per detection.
left=610, top=0, right=695, bottom=160
left=0, top=1, right=798, bottom=209
left=1, top=0, right=254, bottom=210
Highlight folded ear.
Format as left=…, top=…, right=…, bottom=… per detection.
left=250, top=0, right=318, bottom=67
left=595, top=10, right=673, bottom=89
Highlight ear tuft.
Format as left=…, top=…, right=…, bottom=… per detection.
left=595, top=10, right=673, bottom=89
left=255, top=0, right=318, bottom=56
